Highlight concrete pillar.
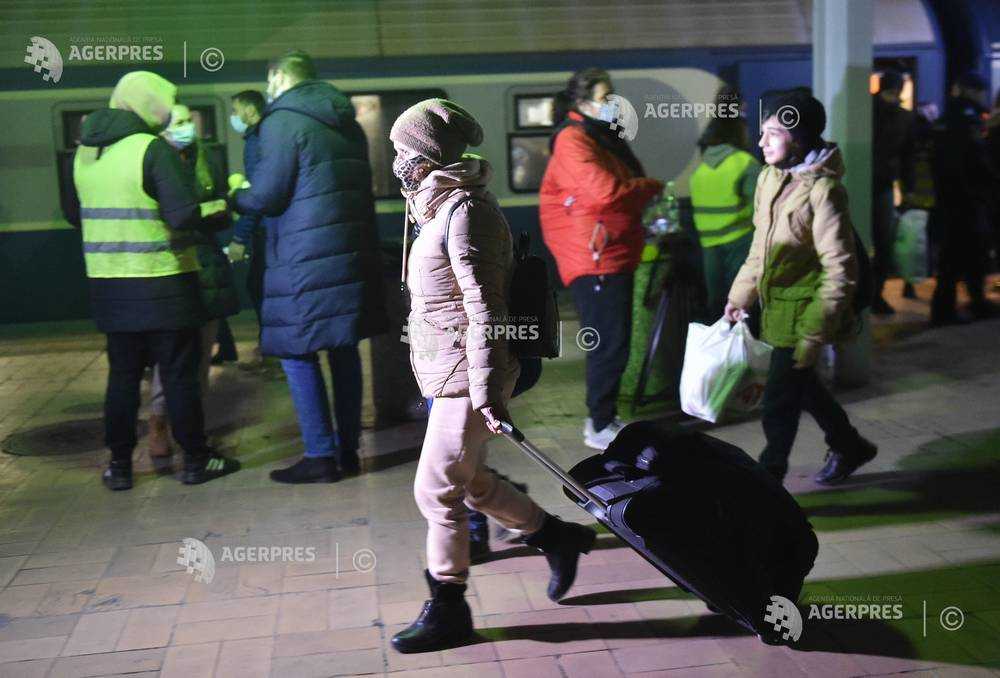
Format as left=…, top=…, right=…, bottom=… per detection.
left=812, top=0, right=874, bottom=387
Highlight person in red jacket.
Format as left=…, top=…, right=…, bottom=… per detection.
left=539, top=68, right=663, bottom=450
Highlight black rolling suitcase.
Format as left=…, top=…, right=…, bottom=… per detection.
left=499, top=419, right=818, bottom=643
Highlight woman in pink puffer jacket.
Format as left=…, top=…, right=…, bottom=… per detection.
left=388, top=99, right=595, bottom=654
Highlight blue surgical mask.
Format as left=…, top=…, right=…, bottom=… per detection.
left=230, top=114, right=248, bottom=135
left=165, top=122, right=196, bottom=148
left=597, top=100, right=619, bottom=123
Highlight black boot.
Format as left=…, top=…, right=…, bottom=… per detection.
left=813, top=437, right=878, bottom=485
left=268, top=456, right=339, bottom=484
left=391, top=570, right=474, bottom=654
left=102, top=460, right=133, bottom=491
left=469, top=511, right=490, bottom=564
left=182, top=451, right=241, bottom=485
left=524, top=514, right=596, bottom=601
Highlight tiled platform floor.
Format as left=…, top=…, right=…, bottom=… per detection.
left=0, top=280, right=998, bottom=677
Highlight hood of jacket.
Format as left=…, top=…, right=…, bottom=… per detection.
left=701, top=143, right=739, bottom=168
left=108, top=71, right=175, bottom=130
left=785, top=142, right=845, bottom=180
left=79, top=108, right=154, bottom=147
left=406, top=157, right=494, bottom=226
left=266, top=80, right=355, bottom=129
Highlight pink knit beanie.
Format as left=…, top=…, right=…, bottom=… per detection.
left=389, top=98, right=483, bottom=165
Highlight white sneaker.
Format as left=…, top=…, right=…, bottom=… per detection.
left=583, top=417, right=626, bottom=450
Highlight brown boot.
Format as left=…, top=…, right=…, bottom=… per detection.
left=147, top=414, right=171, bottom=458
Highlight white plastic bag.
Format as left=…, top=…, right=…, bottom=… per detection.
left=680, top=318, right=773, bottom=423
left=894, top=208, right=929, bottom=283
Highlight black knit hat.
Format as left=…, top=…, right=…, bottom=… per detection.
left=762, top=88, right=826, bottom=150
left=880, top=69, right=905, bottom=93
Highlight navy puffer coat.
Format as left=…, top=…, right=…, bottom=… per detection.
left=233, top=80, right=388, bottom=357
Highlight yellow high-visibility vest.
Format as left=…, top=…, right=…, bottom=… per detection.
left=73, top=133, right=199, bottom=278
left=690, top=149, right=757, bottom=248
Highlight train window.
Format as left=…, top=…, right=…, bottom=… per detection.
left=60, top=104, right=219, bottom=149
left=347, top=88, right=447, bottom=198
left=61, top=110, right=95, bottom=149
left=508, top=133, right=551, bottom=193
left=515, top=94, right=557, bottom=129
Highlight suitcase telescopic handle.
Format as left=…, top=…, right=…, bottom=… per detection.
left=499, top=422, right=608, bottom=521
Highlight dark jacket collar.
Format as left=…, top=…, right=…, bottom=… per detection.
left=79, top=109, right=153, bottom=147
left=264, top=80, right=355, bottom=129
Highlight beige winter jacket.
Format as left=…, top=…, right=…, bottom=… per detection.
left=728, top=144, right=858, bottom=365
left=404, top=158, right=520, bottom=410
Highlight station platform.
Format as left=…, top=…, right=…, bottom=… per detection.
left=0, top=279, right=998, bottom=677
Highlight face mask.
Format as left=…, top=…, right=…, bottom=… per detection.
left=596, top=100, right=619, bottom=123
left=165, top=122, right=196, bottom=148
left=230, top=114, right=248, bottom=135
left=392, top=153, right=429, bottom=193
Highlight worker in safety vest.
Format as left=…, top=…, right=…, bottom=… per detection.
left=690, top=114, right=761, bottom=322
left=66, top=71, right=240, bottom=490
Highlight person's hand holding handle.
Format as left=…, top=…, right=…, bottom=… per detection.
left=480, top=401, right=512, bottom=435
left=723, top=301, right=748, bottom=324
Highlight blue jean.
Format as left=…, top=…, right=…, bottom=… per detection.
left=281, top=345, right=362, bottom=465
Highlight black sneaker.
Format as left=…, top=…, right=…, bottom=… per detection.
left=871, top=297, right=896, bottom=315
left=813, top=437, right=877, bottom=485
left=339, top=451, right=361, bottom=477
left=102, top=464, right=133, bottom=491
left=930, top=312, right=971, bottom=328
left=269, top=456, right=340, bottom=484
left=183, top=453, right=241, bottom=485
left=969, top=300, right=999, bottom=321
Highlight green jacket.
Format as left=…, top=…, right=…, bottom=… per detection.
left=728, top=144, right=858, bottom=364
